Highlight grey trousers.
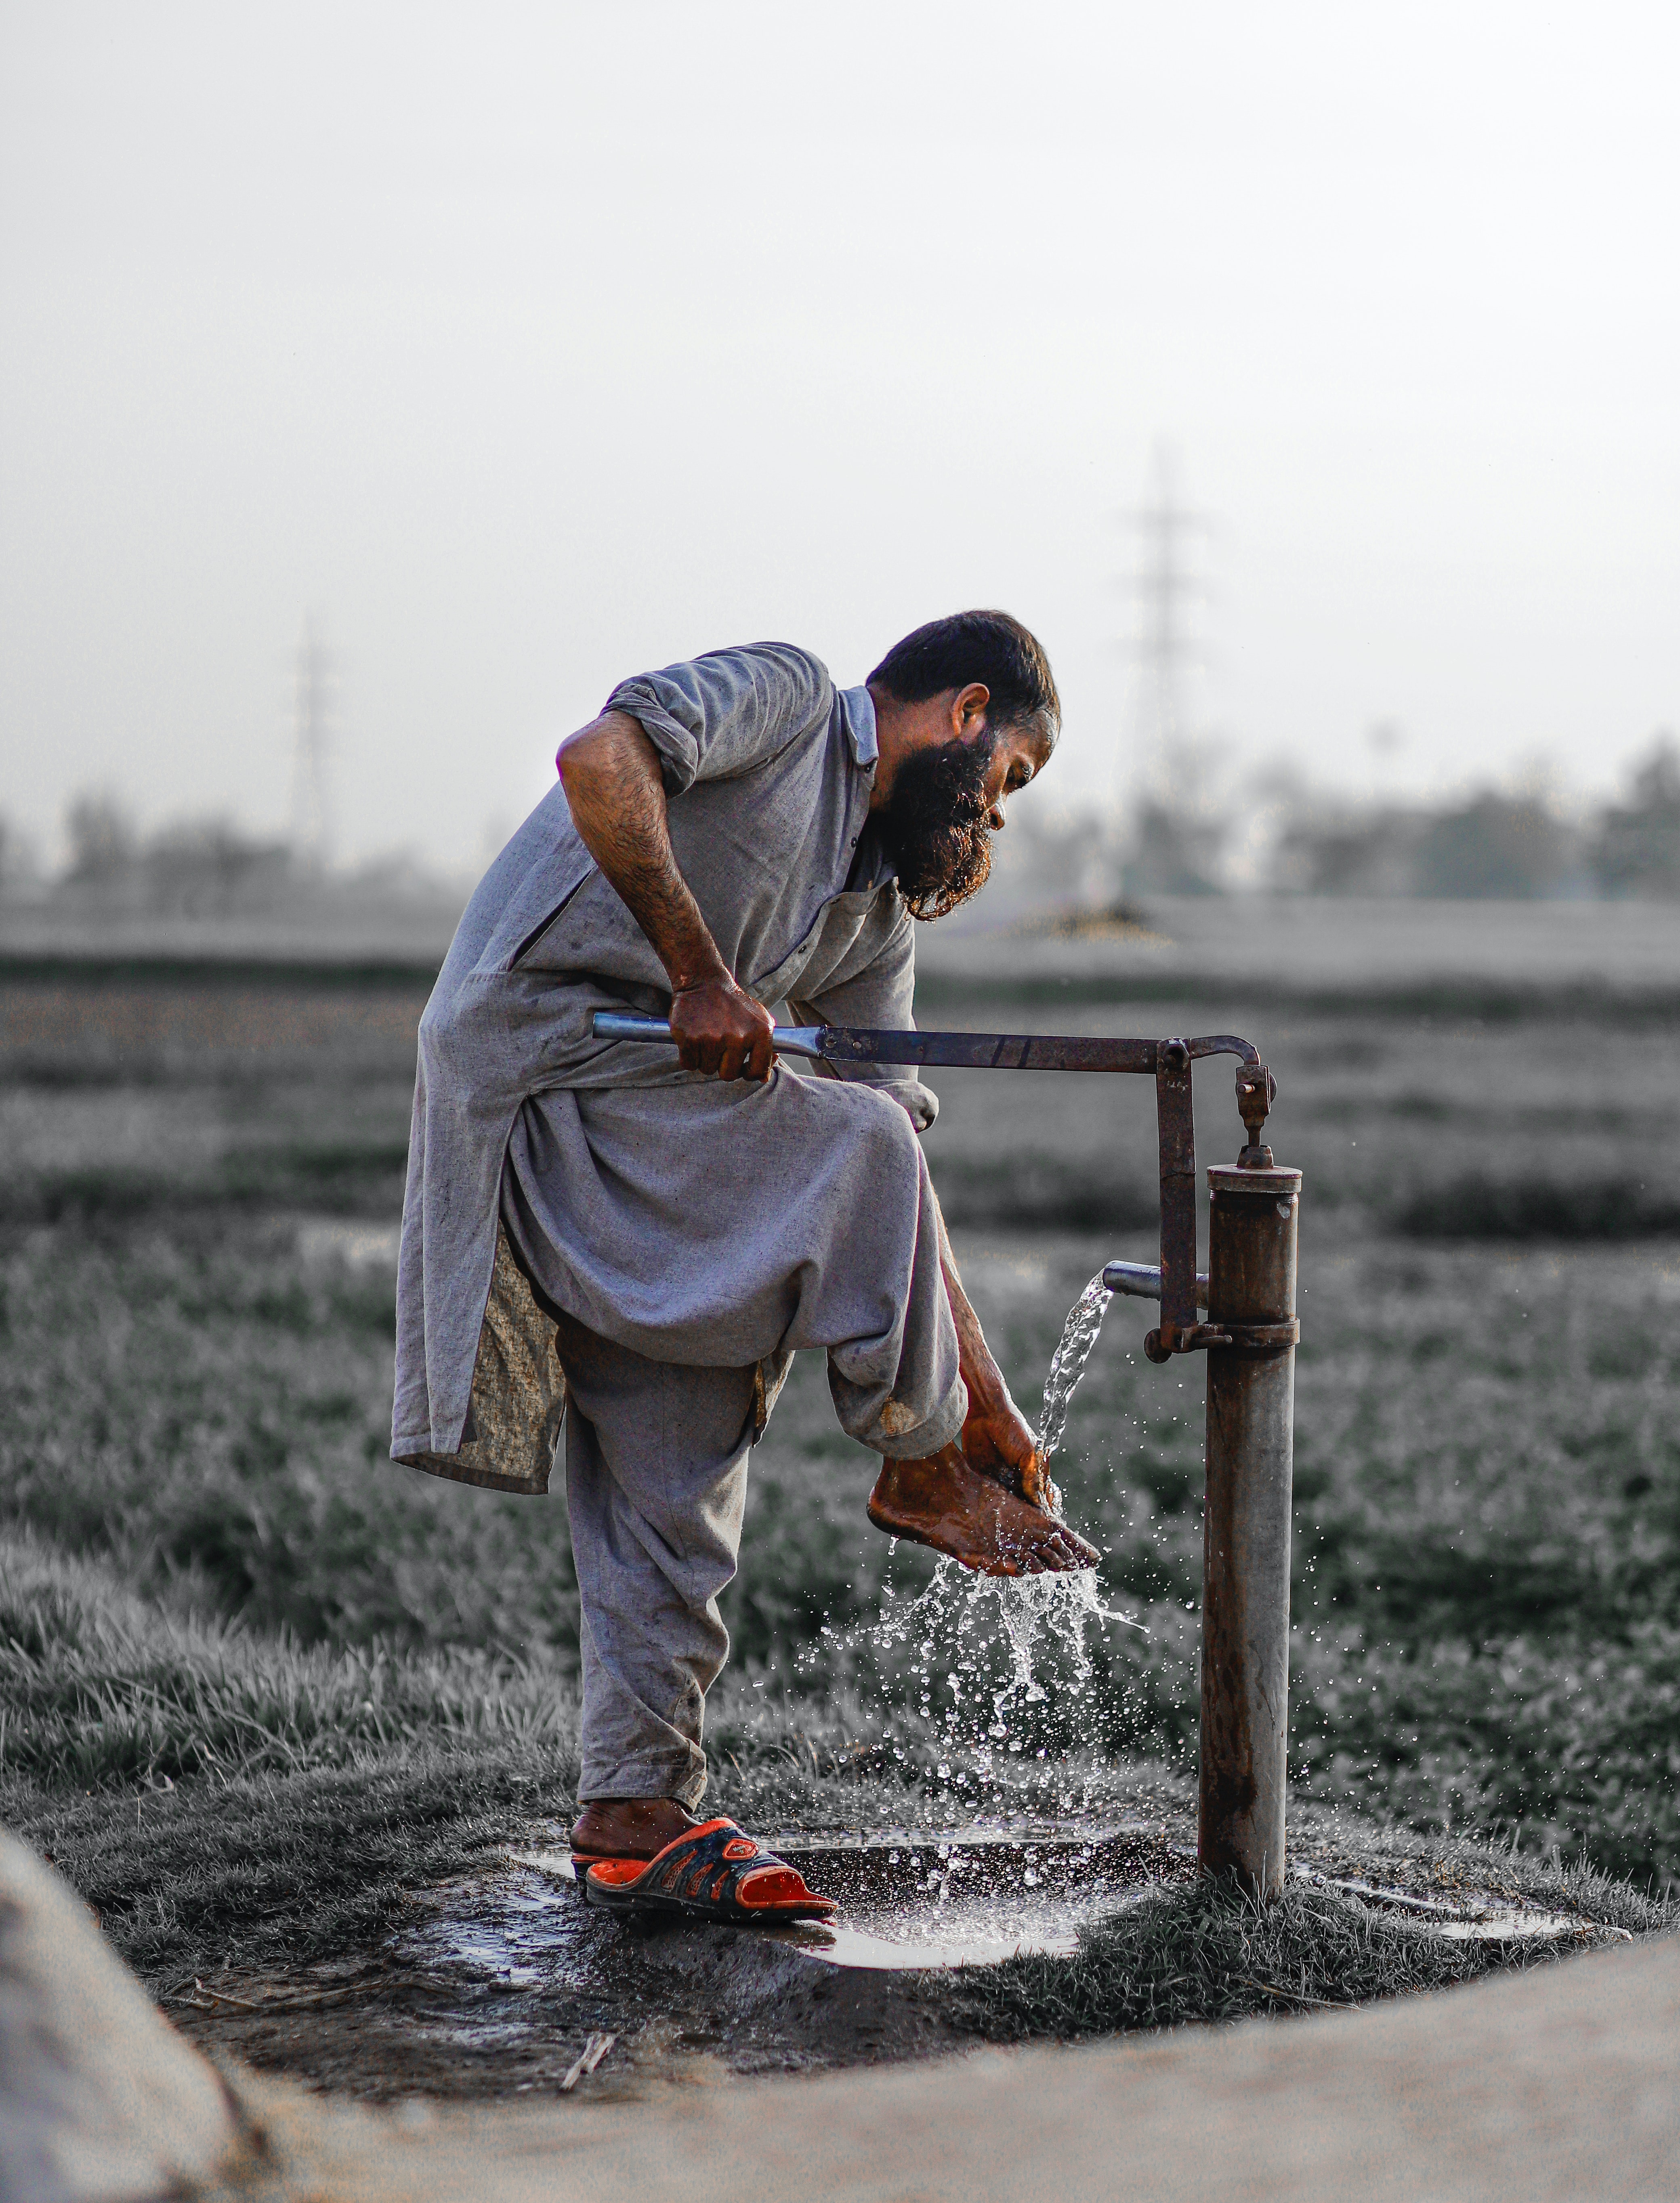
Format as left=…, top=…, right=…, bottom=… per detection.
left=551, top=1313, right=758, bottom=1806
left=496, top=1071, right=967, bottom=1805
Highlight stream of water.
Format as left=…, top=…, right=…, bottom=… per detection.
left=1033, top=1269, right=1115, bottom=1464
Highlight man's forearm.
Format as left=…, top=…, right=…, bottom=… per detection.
left=928, top=1178, right=1058, bottom=1504
left=558, top=711, right=774, bottom=1079
left=929, top=1180, right=1008, bottom=1414
left=557, top=712, right=727, bottom=992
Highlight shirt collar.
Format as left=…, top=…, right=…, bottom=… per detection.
left=840, top=684, right=879, bottom=772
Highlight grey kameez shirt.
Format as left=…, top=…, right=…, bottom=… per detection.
left=391, top=643, right=960, bottom=1487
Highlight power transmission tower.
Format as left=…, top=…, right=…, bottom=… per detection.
left=290, top=616, right=334, bottom=871
left=1120, top=447, right=1226, bottom=895
left=1127, top=443, right=1209, bottom=774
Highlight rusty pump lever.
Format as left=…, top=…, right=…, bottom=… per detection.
left=594, top=1012, right=1263, bottom=1077
left=591, top=1011, right=1279, bottom=1361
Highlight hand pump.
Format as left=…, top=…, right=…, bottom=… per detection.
left=592, top=1009, right=1301, bottom=1898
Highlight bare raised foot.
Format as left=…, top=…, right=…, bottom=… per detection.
left=866, top=1444, right=1098, bottom=1576
left=570, top=1796, right=701, bottom=1861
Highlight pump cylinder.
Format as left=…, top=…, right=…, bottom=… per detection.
left=1198, top=1161, right=1302, bottom=1897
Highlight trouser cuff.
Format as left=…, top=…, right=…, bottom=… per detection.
left=580, top=1750, right=708, bottom=1811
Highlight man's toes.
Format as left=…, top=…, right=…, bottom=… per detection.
left=1032, top=1526, right=1090, bottom=1573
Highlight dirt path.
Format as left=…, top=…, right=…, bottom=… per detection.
left=222, top=1931, right=1680, bottom=2201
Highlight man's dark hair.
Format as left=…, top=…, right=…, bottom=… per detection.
left=868, top=610, right=1059, bottom=742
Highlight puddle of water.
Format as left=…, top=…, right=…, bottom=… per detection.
left=512, top=1829, right=1164, bottom=1972
left=769, top=1830, right=1160, bottom=1968
left=512, top=1848, right=582, bottom=1880
left=1435, top=1912, right=1588, bottom=1943
left=254, top=1834, right=1612, bottom=2104
left=789, top=1923, right=1082, bottom=1969
left=297, top=1830, right=1617, bottom=2107
left=501, top=1834, right=1603, bottom=1980
left=1289, top=1869, right=1611, bottom=1945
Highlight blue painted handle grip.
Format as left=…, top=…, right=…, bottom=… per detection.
left=591, top=1011, right=826, bottom=1059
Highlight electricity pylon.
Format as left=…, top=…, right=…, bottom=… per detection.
left=1119, top=445, right=1226, bottom=895
left=290, top=616, right=333, bottom=871
left=1127, top=442, right=1209, bottom=778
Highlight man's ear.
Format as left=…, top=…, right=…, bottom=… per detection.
left=951, top=682, right=991, bottom=740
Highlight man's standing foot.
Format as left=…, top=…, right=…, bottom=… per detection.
left=571, top=1797, right=701, bottom=1861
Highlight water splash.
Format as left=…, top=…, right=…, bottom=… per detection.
left=803, top=1269, right=1151, bottom=1798
left=853, top=1554, right=1142, bottom=1803
left=1034, top=1270, right=1114, bottom=1462
left=870, top=1558, right=1137, bottom=1710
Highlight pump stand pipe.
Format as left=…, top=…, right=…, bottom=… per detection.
left=1107, top=1166, right=1302, bottom=1898
left=1198, top=1162, right=1301, bottom=1897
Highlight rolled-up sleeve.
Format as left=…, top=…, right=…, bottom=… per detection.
left=790, top=903, right=939, bottom=1132
left=604, top=643, right=831, bottom=795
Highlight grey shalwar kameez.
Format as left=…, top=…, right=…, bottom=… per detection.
left=391, top=644, right=964, bottom=1805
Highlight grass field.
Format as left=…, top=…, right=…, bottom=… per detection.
left=1, top=904, right=1676, bottom=2046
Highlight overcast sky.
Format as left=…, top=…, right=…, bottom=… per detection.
left=3, top=1, right=1677, bottom=872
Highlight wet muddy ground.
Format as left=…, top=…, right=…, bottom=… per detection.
left=163, top=1820, right=1618, bottom=2104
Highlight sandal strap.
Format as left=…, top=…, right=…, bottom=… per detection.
left=642, top=1819, right=776, bottom=1903
left=586, top=1818, right=830, bottom=1913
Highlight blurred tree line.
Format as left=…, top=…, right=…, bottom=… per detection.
left=3, top=736, right=1678, bottom=918
left=1270, top=736, right=1680, bottom=900
left=54, top=793, right=295, bottom=918
left=0, top=791, right=462, bottom=920
left=1005, top=732, right=1680, bottom=909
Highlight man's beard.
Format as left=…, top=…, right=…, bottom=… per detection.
left=876, top=731, right=997, bottom=921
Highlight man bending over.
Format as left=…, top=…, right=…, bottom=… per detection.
left=392, top=610, right=1096, bottom=1921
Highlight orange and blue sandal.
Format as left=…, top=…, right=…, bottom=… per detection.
left=582, top=1818, right=836, bottom=1923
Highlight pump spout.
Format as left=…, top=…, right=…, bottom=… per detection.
left=1102, top=1261, right=1209, bottom=1306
